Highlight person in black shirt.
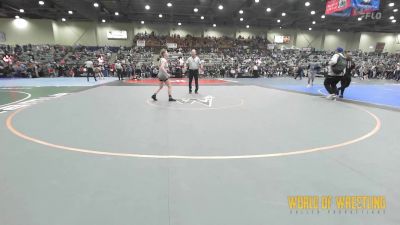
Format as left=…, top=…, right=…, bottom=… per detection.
left=220, top=66, right=226, bottom=78
left=338, top=52, right=355, bottom=98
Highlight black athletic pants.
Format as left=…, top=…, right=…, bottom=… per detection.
left=324, top=76, right=342, bottom=95
left=117, top=69, right=123, bottom=80
left=339, top=75, right=351, bottom=96
left=189, top=69, right=199, bottom=92
left=87, top=68, right=97, bottom=82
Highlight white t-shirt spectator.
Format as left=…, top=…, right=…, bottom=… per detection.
left=179, top=58, right=184, bottom=67
left=98, top=57, right=104, bottom=65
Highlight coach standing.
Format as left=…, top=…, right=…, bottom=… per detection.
left=186, top=49, right=202, bottom=94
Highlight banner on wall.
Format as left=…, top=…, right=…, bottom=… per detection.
left=136, top=40, right=146, bottom=47
left=330, top=8, right=353, bottom=16
left=352, top=0, right=380, bottom=10
left=325, top=0, right=352, bottom=15
left=107, top=30, right=128, bottom=39
left=274, top=36, right=290, bottom=44
left=274, top=36, right=283, bottom=44
left=326, top=0, right=380, bottom=17
left=351, top=8, right=375, bottom=16
left=301, top=47, right=314, bottom=52
left=267, top=44, right=275, bottom=50
left=166, top=43, right=178, bottom=49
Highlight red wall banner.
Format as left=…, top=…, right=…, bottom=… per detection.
left=325, top=0, right=352, bottom=15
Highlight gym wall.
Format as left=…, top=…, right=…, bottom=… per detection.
left=0, top=18, right=399, bottom=53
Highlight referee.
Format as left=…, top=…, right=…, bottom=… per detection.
left=84, top=59, right=97, bottom=82
left=186, top=49, right=202, bottom=94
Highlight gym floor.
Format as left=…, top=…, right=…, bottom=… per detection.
left=0, top=77, right=399, bottom=225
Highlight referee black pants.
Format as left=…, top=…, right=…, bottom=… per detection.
left=189, top=69, right=199, bottom=92
left=117, top=69, right=123, bottom=80
left=339, top=75, right=351, bottom=96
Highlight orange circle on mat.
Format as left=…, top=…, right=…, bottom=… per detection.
left=6, top=103, right=381, bottom=160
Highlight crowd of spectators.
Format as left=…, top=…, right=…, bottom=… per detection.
left=1, top=34, right=400, bottom=82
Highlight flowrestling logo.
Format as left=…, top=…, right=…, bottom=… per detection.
left=360, top=11, right=382, bottom=20
left=0, top=93, right=68, bottom=114
left=176, top=95, right=214, bottom=107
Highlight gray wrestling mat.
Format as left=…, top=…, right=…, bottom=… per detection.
left=0, top=84, right=399, bottom=225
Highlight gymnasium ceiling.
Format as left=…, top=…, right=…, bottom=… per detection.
left=0, top=0, right=399, bottom=33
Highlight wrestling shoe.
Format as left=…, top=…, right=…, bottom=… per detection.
left=326, top=94, right=335, bottom=100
